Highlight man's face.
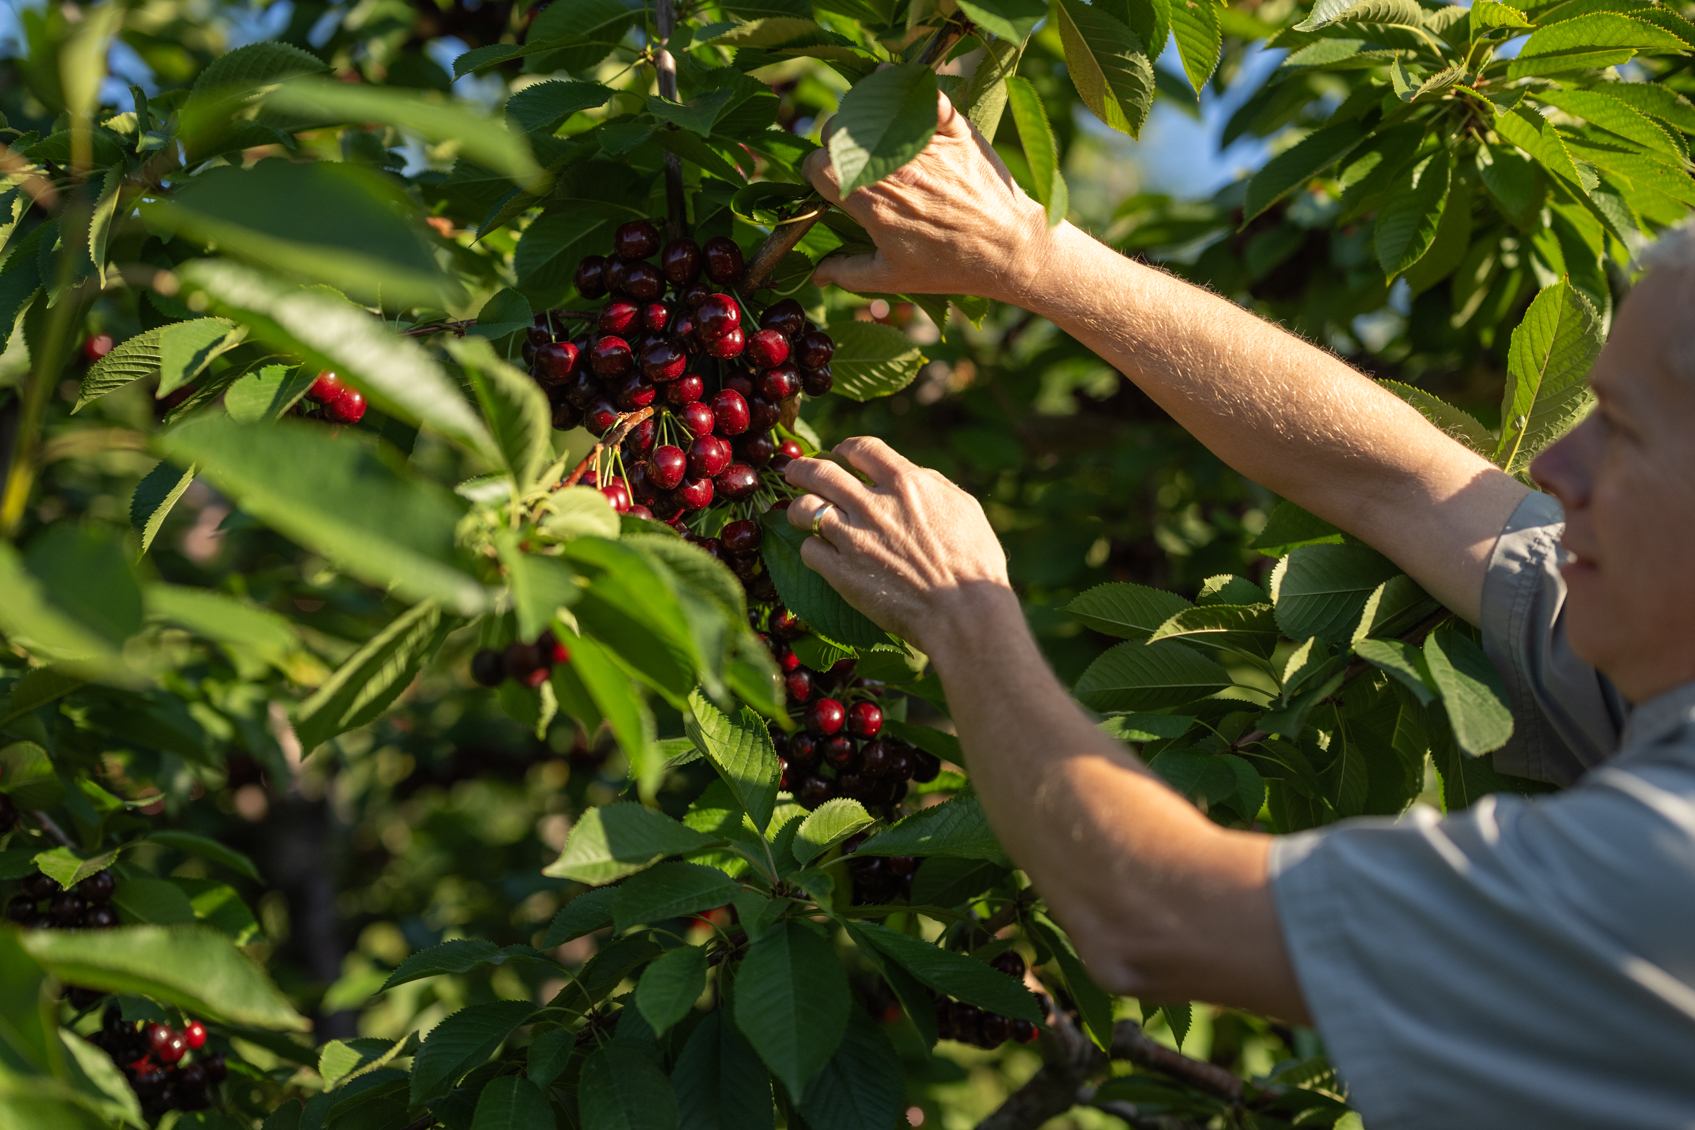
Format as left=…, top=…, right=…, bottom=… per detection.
left=1530, top=268, right=1695, bottom=702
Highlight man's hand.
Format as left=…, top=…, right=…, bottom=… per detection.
left=803, top=90, right=1050, bottom=303
left=781, top=436, right=1015, bottom=656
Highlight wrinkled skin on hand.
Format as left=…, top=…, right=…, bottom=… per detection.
left=782, top=437, right=1013, bottom=657
left=803, top=89, right=1050, bottom=303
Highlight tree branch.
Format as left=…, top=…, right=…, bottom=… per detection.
left=653, top=0, right=688, bottom=239
left=561, top=407, right=655, bottom=488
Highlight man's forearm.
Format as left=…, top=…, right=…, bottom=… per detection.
left=1005, top=222, right=1526, bottom=622
left=927, top=587, right=1307, bottom=1023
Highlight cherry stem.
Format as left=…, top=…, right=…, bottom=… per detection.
left=562, top=406, right=656, bottom=488
left=401, top=319, right=476, bottom=338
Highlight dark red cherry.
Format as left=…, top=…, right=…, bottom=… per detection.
left=590, top=336, right=634, bottom=378
left=716, top=463, right=759, bottom=500
left=471, top=648, right=505, bottom=686
left=770, top=607, right=802, bottom=638
left=574, top=255, right=608, bottom=298
left=677, top=476, right=715, bottom=511
left=670, top=310, right=699, bottom=349
left=585, top=398, right=620, bottom=434
left=614, top=219, right=661, bottom=261
left=622, top=260, right=664, bottom=301
left=848, top=701, right=883, bottom=739
left=551, top=399, right=582, bottom=431
left=688, top=434, right=733, bottom=479
left=614, top=373, right=657, bottom=410
left=710, top=389, right=749, bottom=435
left=641, top=302, right=672, bottom=334
left=787, top=732, right=819, bottom=765
left=860, top=738, right=895, bottom=777
left=739, top=432, right=776, bottom=466
left=626, top=415, right=657, bottom=454
left=786, top=669, right=814, bottom=703
left=759, top=298, right=806, bottom=337
left=640, top=338, right=687, bottom=382
left=703, top=236, right=744, bottom=285
left=806, top=697, right=846, bottom=735
left=606, top=257, right=631, bottom=295
left=667, top=373, right=706, bottom=407
left=745, top=328, right=790, bottom=370
left=678, top=399, right=715, bottom=436
left=795, top=330, right=835, bottom=369
left=661, top=238, right=702, bottom=284
left=599, top=299, right=640, bottom=336
left=722, top=372, right=756, bottom=399
left=747, top=396, right=780, bottom=432
left=800, top=364, right=833, bottom=396
left=696, top=294, right=740, bottom=340
left=83, top=333, right=115, bottom=363
left=308, top=370, right=344, bottom=403
left=824, top=734, right=858, bottom=768
left=776, top=438, right=804, bottom=463
left=758, top=365, right=799, bottom=402
left=563, top=368, right=599, bottom=408
left=679, top=282, right=710, bottom=309
left=649, top=445, right=687, bottom=490
left=326, top=387, right=367, bottom=424
left=601, top=479, right=632, bottom=513
left=910, top=750, right=942, bottom=783
left=534, top=342, right=579, bottom=386
left=720, top=518, right=761, bottom=553
left=774, top=644, right=800, bottom=672
left=704, top=325, right=744, bottom=360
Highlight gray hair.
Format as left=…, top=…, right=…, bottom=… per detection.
left=1637, top=221, right=1695, bottom=384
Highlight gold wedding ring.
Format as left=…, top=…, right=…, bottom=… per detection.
left=809, top=501, right=836, bottom=538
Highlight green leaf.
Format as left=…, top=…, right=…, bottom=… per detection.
left=1005, top=76, right=1069, bottom=224
left=178, top=40, right=329, bottom=152
left=579, top=1042, right=679, bottom=1130
left=849, top=921, right=1041, bottom=1021
left=0, top=524, right=144, bottom=674
left=1099, top=712, right=1200, bottom=743
left=409, top=1000, right=535, bottom=1104
left=672, top=1011, right=775, bottom=1130
left=507, top=80, right=616, bottom=135
left=1056, top=0, right=1156, bottom=137
left=73, top=319, right=234, bottom=412
left=264, top=77, right=544, bottom=192
left=551, top=632, right=660, bottom=790
left=1074, top=639, right=1232, bottom=710
left=0, top=742, right=58, bottom=809
left=514, top=204, right=631, bottom=302
left=155, top=416, right=487, bottom=615
left=612, top=862, right=741, bottom=932
left=857, top=792, right=1008, bottom=864
left=1601, top=81, right=1695, bottom=136
left=1243, top=120, right=1368, bottom=222
left=1375, top=149, right=1451, bottom=277
left=496, top=535, right=581, bottom=642
left=1535, top=87, right=1679, bottom=155
left=1064, top=582, right=1193, bottom=638
left=1296, top=0, right=1426, bottom=31
left=1424, top=624, right=1513, bottom=756
left=544, top=802, right=719, bottom=884
left=131, top=460, right=195, bottom=554
left=449, top=338, right=552, bottom=490
left=145, top=583, right=299, bottom=668
left=145, top=829, right=262, bottom=882
left=1496, top=280, right=1602, bottom=475
left=1355, top=638, right=1438, bottom=703
left=957, top=0, right=1046, bottom=40
left=21, top=924, right=308, bottom=1030
left=635, top=946, right=707, bottom=1036
left=1027, top=913, right=1115, bottom=1050
left=380, top=939, right=502, bottom=993
left=685, top=690, right=780, bottom=834
left=542, top=887, right=619, bottom=947
left=1148, top=603, right=1278, bottom=659
left=1147, top=748, right=1264, bottom=820
left=1514, top=13, right=1690, bottom=73
left=541, top=487, right=623, bottom=541
left=1169, top=0, right=1223, bottom=92
left=178, top=260, right=495, bottom=457
left=156, top=318, right=240, bottom=398
left=33, top=846, right=122, bottom=889
left=1380, top=380, right=1494, bottom=455
left=826, top=64, right=939, bottom=196
left=1470, top=0, right=1530, bottom=34
left=733, top=920, right=851, bottom=1102
left=821, top=318, right=926, bottom=402
left=223, top=362, right=317, bottom=424
left=143, top=162, right=453, bottom=307
left=760, top=514, right=890, bottom=649
left=1270, top=543, right=1402, bottom=644
left=792, top=799, right=875, bottom=864
left=797, top=1013, right=903, bottom=1130
left=472, top=1076, right=552, bottom=1130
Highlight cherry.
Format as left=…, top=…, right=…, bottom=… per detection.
left=759, top=298, right=806, bottom=337
left=787, top=732, right=819, bottom=765
left=585, top=399, right=620, bottom=435
left=614, top=219, right=660, bottom=261
left=628, top=504, right=654, bottom=520
left=83, top=333, right=115, bottom=363
left=747, top=396, right=781, bottom=432
left=703, top=236, right=744, bottom=284
left=1012, top=1018, right=1039, bottom=1044
left=837, top=771, right=869, bottom=801
left=667, top=374, right=706, bottom=407
left=326, top=387, right=367, bottom=425
left=22, top=872, right=56, bottom=900
left=84, top=904, right=118, bottom=928
left=910, top=751, right=942, bottom=783
left=722, top=372, right=756, bottom=399
left=527, top=320, right=553, bottom=347
left=147, top=1024, right=176, bottom=1057
left=679, top=282, right=710, bottom=309
left=703, top=324, right=744, bottom=360
left=991, top=951, right=1026, bottom=978
left=979, top=1013, right=1011, bottom=1047
left=860, top=738, right=894, bottom=777
left=640, top=338, right=687, bottom=382
left=800, top=364, right=833, bottom=396
left=745, top=328, right=790, bottom=370
left=671, top=311, right=700, bottom=349
left=590, top=336, right=634, bottom=378
left=563, top=368, right=599, bottom=408
left=600, top=477, right=632, bottom=514
left=710, top=389, right=750, bottom=435
left=678, top=400, right=715, bottom=436
left=795, top=330, right=835, bottom=369
left=795, top=775, right=831, bottom=809
left=677, top=477, right=715, bottom=511
left=661, top=238, right=702, bottom=284
left=649, top=445, right=687, bottom=490
left=687, top=435, right=732, bottom=479
left=696, top=294, right=740, bottom=339
left=774, top=645, right=800, bottom=673
left=598, top=299, right=640, bottom=336
left=307, top=371, right=345, bottom=403
left=785, top=669, right=814, bottom=703
left=776, top=438, right=804, bottom=464
left=886, top=855, right=918, bottom=876
left=626, top=416, right=657, bottom=455
left=848, top=701, right=883, bottom=739
left=574, top=255, right=608, bottom=298
left=471, top=648, right=505, bottom=686
left=5, top=895, right=35, bottom=924
left=806, top=697, right=846, bottom=735
left=622, top=261, right=664, bottom=301
left=157, top=1032, right=188, bottom=1066
left=824, top=734, right=857, bottom=768
left=715, top=463, right=759, bottom=500
left=614, top=374, right=656, bottom=411
left=758, top=365, right=799, bottom=402
left=641, top=302, right=672, bottom=334
left=725, top=551, right=761, bottom=580
left=202, top=1052, right=228, bottom=1083
left=534, top=342, right=579, bottom=385
left=77, top=870, right=115, bottom=903
left=606, top=258, right=630, bottom=295
left=720, top=518, right=762, bottom=553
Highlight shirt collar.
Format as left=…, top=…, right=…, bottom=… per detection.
left=1620, top=681, right=1695, bottom=750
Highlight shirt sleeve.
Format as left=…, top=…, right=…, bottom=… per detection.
left=1479, top=491, right=1629, bottom=785
left=1269, top=746, right=1695, bottom=1130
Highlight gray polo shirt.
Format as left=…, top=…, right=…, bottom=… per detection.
left=1270, top=491, right=1695, bottom=1128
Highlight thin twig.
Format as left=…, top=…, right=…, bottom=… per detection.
left=32, top=810, right=77, bottom=849
left=653, top=0, right=689, bottom=240
left=560, top=407, right=655, bottom=487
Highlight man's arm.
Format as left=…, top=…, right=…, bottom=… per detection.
left=782, top=439, right=1309, bottom=1022
left=802, top=92, right=1526, bottom=622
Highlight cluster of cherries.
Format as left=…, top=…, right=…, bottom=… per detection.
left=6, top=867, right=121, bottom=930
left=90, top=1006, right=227, bottom=1118
left=840, top=832, right=921, bottom=906
left=934, top=951, right=1042, bottom=1048
left=520, top=218, right=831, bottom=522
left=295, top=370, right=369, bottom=425
left=470, top=629, right=571, bottom=689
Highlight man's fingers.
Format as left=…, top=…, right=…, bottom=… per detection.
left=798, top=529, right=843, bottom=576
left=833, top=436, right=915, bottom=488
left=782, top=457, right=875, bottom=513
left=803, top=146, right=844, bottom=208
left=935, top=87, right=969, bottom=138
left=812, top=252, right=896, bottom=294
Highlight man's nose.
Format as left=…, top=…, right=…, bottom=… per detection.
left=1529, top=414, right=1595, bottom=509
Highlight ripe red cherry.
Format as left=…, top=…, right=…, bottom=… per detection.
left=326, top=387, right=367, bottom=424
left=614, top=373, right=657, bottom=410
left=641, top=302, right=672, bottom=334
left=640, top=338, right=687, bottom=382
left=758, top=365, right=799, bottom=402
left=622, top=260, right=663, bottom=300
left=738, top=432, right=776, bottom=466
left=670, top=311, right=700, bottom=349
left=774, top=644, right=800, bottom=672
left=696, top=293, right=740, bottom=340
left=147, top=1023, right=176, bottom=1056
left=677, top=476, right=715, bottom=511
left=806, top=697, right=846, bottom=735
left=585, top=398, right=619, bottom=434
left=661, top=238, right=702, bottom=284
left=606, top=257, right=630, bottom=295
left=746, top=328, right=790, bottom=370
left=574, top=255, right=608, bottom=298
left=795, top=330, right=835, bottom=369
left=679, top=282, right=710, bottom=309
left=773, top=438, right=804, bottom=468
left=704, top=325, right=744, bottom=359
left=722, top=372, right=756, bottom=399
left=785, top=669, right=813, bottom=703
left=308, top=370, right=345, bottom=403
left=1012, top=1018, right=1039, bottom=1044
left=614, top=219, right=660, bottom=261
left=649, top=445, right=687, bottom=490
left=771, top=607, right=802, bottom=638
left=824, top=734, right=858, bottom=768
left=703, top=236, right=744, bottom=284
left=82, top=333, right=115, bottom=363
left=598, top=299, right=640, bottom=336
left=710, top=389, right=750, bottom=435
left=590, top=336, right=634, bottom=378
left=687, top=434, right=732, bottom=479
left=800, top=365, right=833, bottom=397
left=759, top=298, right=806, bottom=337
left=849, top=701, right=883, bottom=739
left=601, top=480, right=632, bottom=513
left=747, top=396, right=781, bottom=432
left=184, top=1021, right=207, bottom=1050
left=551, top=399, right=581, bottom=430
left=678, top=399, right=715, bottom=436
left=720, top=518, right=761, bottom=553
left=667, top=374, right=706, bottom=408
left=716, top=463, right=759, bottom=500
left=534, top=342, right=579, bottom=385
left=626, top=416, right=657, bottom=454
left=787, top=732, right=819, bottom=765
left=563, top=369, right=599, bottom=408
left=860, top=738, right=894, bottom=776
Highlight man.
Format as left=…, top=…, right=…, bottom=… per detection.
left=782, top=91, right=1695, bottom=1127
